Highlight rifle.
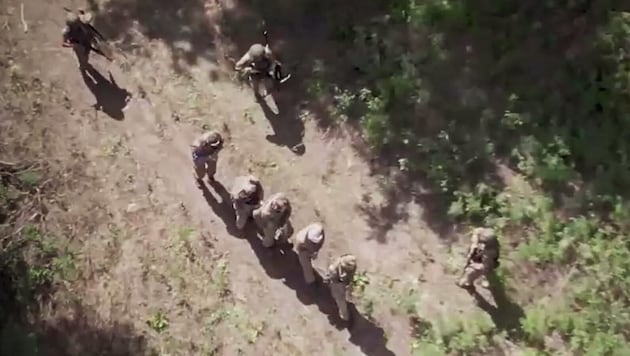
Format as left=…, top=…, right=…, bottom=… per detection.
left=263, top=29, right=270, bottom=47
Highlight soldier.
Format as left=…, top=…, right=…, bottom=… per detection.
left=231, top=175, right=264, bottom=230
left=293, top=223, right=325, bottom=284
left=324, top=254, right=357, bottom=322
left=457, top=227, right=500, bottom=291
left=61, top=9, right=106, bottom=69
left=252, top=192, right=291, bottom=247
left=234, top=43, right=290, bottom=96
left=191, top=130, right=224, bottom=187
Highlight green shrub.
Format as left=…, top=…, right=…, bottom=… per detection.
left=313, top=2, right=630, bottom=353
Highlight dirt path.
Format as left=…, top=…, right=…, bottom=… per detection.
left=3, top=0, right=480, bottom=354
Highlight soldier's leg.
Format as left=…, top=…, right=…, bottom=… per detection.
left=298, top=251, right=316, bottom=284
left=83, top=44, right=92, bottom=66
left=275, top=221, right=293, bottom=246
left=457, top=263, right=485, bottom=289
left=73, top=43, right=89, bottom=69
left=330, top=282, right=350, bottom=321
left=252, top=207, right=262, bottom=225
left=480, top=268, right=496, bottom=288
left=261, top=224, right=276, bottom=248
left=234, top=204, right=254, bottom=230
left=206, top=156, right=217, bottom=181
left=251, top=75, right=266, bottom=98
left=193, top=157, right=207, bottom=182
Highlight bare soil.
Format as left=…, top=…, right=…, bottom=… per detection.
left=0, top=0, right=489, bottom=355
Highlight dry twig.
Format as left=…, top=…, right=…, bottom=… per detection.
left=0, top=160, right=17, bottom=167
left=20, top=3, right=28, bottom=33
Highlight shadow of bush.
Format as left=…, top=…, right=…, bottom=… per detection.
left=1, top=164, right=152, bottom=356
left=0, top=240, right=152, bottom=356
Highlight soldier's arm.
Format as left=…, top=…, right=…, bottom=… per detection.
left=234, top=52, right=252, bottom=71
left=229, top=188, right=241, bottom=203
left=323, top=262, right=338, bottom=283
left=483, top=249, right=499, bottom=269
left=343, top=269, right=355, bottom=285
left=255, top=182, right=264, bottom=203
left=256, top=182, right=265, bottom=205
left=466, top=229, right=481, bottom=260
left=191, top=134, right=216, bottom=157
left=62, top=27, right=73, bottom=47
left=282, top=203, right=292, bottom=225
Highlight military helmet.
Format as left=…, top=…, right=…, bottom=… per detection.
left=270, top=194, right=289, bottom=213
left=338, top=254, right=357, bottom=272
left=205, top=131, right=223, bottom=147
left=474, top=227, right=499, bottom=250
left=65, top=11, right=79, bottom=25
left=239, top=180, right=258, bottom=199
left=305, top=223, right=325, bottom=245
left=474, top=227, right=496, bottom=242
left=78, top=11, right=93, bottom=24
left=248, top=43, right=266, bottom=58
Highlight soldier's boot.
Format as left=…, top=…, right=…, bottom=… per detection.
left=298, top=251, right=316, bottom=284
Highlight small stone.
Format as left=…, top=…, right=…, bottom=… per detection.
left=126, top=203, right=140, bottom=213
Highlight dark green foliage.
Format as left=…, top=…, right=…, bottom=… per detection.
left=307, top=0, right=630, bottom=353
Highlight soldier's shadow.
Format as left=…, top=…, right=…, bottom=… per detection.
left=347, top=303, right=396, bottom=356
left=255, top=87, right=306, bottom=156
left=199, top=180, right=394, bottom=355
left=472, top=273, right=526, bottom=338
left=198, top=179, right=241, bottom=238
left=80, top=64, right=131, bottom=121
left=241, top=222, right=395, bottom=356
left=199, top=181, right=336, bottom=317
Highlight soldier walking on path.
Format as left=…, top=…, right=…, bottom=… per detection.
left=324, top=254, right=357, bottom=322
left=293, top=223, right=325, bottom=284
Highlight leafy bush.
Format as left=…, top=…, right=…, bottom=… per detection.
left=313, top=0, right=630, bottom=353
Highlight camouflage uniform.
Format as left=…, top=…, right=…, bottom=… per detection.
left=230, top=175, right=264, bottom=230
left=234, top=43, right=289, bottom=96
left=293, top=223, right=325, bottom=284
left=324, top=254, right=357, bottom=321
left=191, top=131, right=223, bottom=185
left=252, top=193, right=291, bottom=247
left=234, top=44, right=275, bottom=76
left=457, top=227, right=500, bottom=290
